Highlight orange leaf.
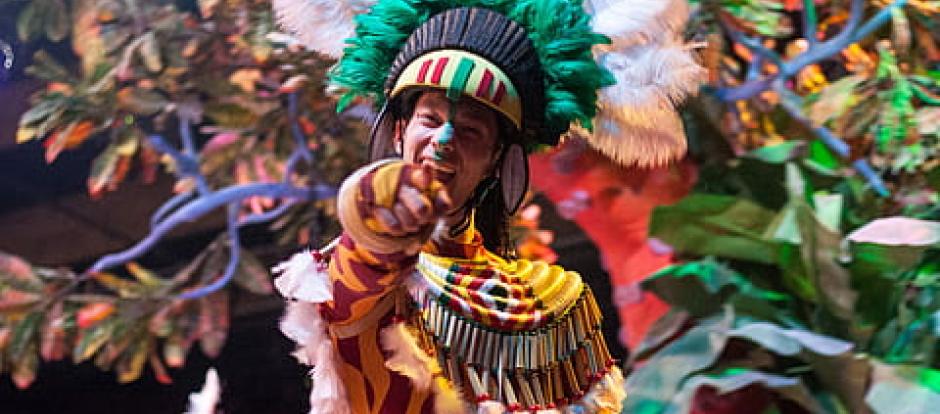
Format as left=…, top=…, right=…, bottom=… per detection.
left=77, top=302, right=115, bottom=329
left=12, top=351, right=38, bottom=389
left=149, top=353, right=173, bottom=384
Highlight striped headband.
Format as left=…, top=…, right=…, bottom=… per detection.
left=390, top=49, right=523, bottom=130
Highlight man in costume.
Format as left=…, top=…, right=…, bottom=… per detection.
left=272, top=0, right=702, bottom=413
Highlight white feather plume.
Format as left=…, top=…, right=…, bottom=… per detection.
left=586, top=0, right=690, bottom=47
left=272, top=0, right=375, bottom=58
left=584, top=0, right=705, bottom=167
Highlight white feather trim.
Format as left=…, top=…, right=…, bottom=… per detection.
left=476, top=400, right=506, bottom=414
left=275, top=247, right=348, bottom=414
left=184, top=368, right=220, bottom=414
left=272, top=0, right=375, bottom=58
left=272, top=250, right=333, bottom=302
left=380, top=321, right=436, bottom=391
left=587, top=0, right=689, bottom=46
left=573, top=367, right=626, bottom=413
left=279, top=301, right=350, bottom=414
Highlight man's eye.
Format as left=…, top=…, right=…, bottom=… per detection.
left=419, top=114, right=443, bottom=127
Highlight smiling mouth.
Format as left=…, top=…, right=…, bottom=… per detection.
left=421, top=159, right=456, bottom=184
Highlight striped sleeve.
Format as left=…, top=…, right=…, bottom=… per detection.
left=321, top=232, right=416, bottom=325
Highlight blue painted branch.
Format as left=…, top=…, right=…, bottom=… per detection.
left=852, top=159, right=890, bottom=197
left=715, top=0, right=905, bottom=102
left=178, top=119, right=212, bottom=195
left=176, top=204, right=242, bottom=300
left=240, top=200, right=298, bottom=226
left=747, top=55, right=763, bottom=81
left=147, top=134, right=211, bottom=194
left=151, top=191, right=194, bottom=229
left=773, top=83, right=888, bottom=196
left=87, top=182, right=335, bottom=273
left=288, top=92, right=313, bottom=163
left=179, top=116, right=197, bottom=156
left=853, top=0, right=908, bottom=42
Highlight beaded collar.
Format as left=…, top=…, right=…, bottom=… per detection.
left=406, top=238, right=616, bottom=411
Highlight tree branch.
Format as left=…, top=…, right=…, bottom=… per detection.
left=87, top=182, right=335, bottom=274
left=773, top=81, right=889, bottom=196
left=715, top=0, right=908, bottom=102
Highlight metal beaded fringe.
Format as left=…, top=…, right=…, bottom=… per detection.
left=407, top=287, right=615, bottom=411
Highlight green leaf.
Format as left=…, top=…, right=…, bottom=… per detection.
left=11, top=346, right=38, bottom=389
left=0, top=252, right=42, bottom=289
left=19, top=98, right=65, bottom=128
left=629, top=309, right=690, bottom=364
left=73, top=318, right=115, bottom=363
left=807, top=139, right=841, bottom=171
left=848, top=217, right=940, bottom=247
left=643, top=259, right=788, bottom=317
left=203, top=103, right=260, bottom=128
left=728, top=322, right=854, bottom=357
left=670, top=369, right=822, bottom=413
left=807, top=352, right=873, bottom=414
left=867, top=362, right=940, bottom=413
left=651, top=194, right=782, bottom=264
left=624, top=308, right=734, bottom=413
left=746, top=141, right=806, bottom=164
left=807, top=74, right=866, bottom=127
left=116, top=87, right=168, bottom=116
left=116, top=336, right=149, bottom=383
left=16, top=2, right=37, bottom=42
left=138, top=32, right=162, bottom=73
left=44, top=0, right=69, bottom=42
left=87, top=142, right=120, bottom=196
left=198, top=290, right=229, bottom=359
left=795, top=203, right=857, bottom=320
left=26, top=50, right=73, bottom=83
left=9, top=312, right=43, bottom=359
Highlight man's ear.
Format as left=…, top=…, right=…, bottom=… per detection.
left=393, top=119, right=405, bottom=155
left=498, top=144, right=528, bottom=215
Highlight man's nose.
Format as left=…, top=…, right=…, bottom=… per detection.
left=431, top=122, right=455, bottom=157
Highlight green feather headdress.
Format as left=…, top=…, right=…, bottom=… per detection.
left=330, top=0, right=614, bottom=149
left=274, top=0, right=704, bottom=166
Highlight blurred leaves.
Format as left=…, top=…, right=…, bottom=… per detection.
left=641, top=1, right=940, bottom=401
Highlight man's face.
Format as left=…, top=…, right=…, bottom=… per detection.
left=396, top=90, right=501, bottom=214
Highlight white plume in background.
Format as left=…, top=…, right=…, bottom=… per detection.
left=184, top=368, right=221, bottom=414
left=584, top=0, right=705, bottom=167
left=272, top=0, right=376, bottom=58
left=587, top=0, right=690, bottom=46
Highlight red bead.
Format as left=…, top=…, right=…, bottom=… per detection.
left=529, top=404, right=542, bottom=411
left=475, top=393, right=490, bottom=403
left=546, top=402, right=557, bottom=409
left=390, top=315, right=405, bottom=324
left=507, top=403, right=522, bottom=411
